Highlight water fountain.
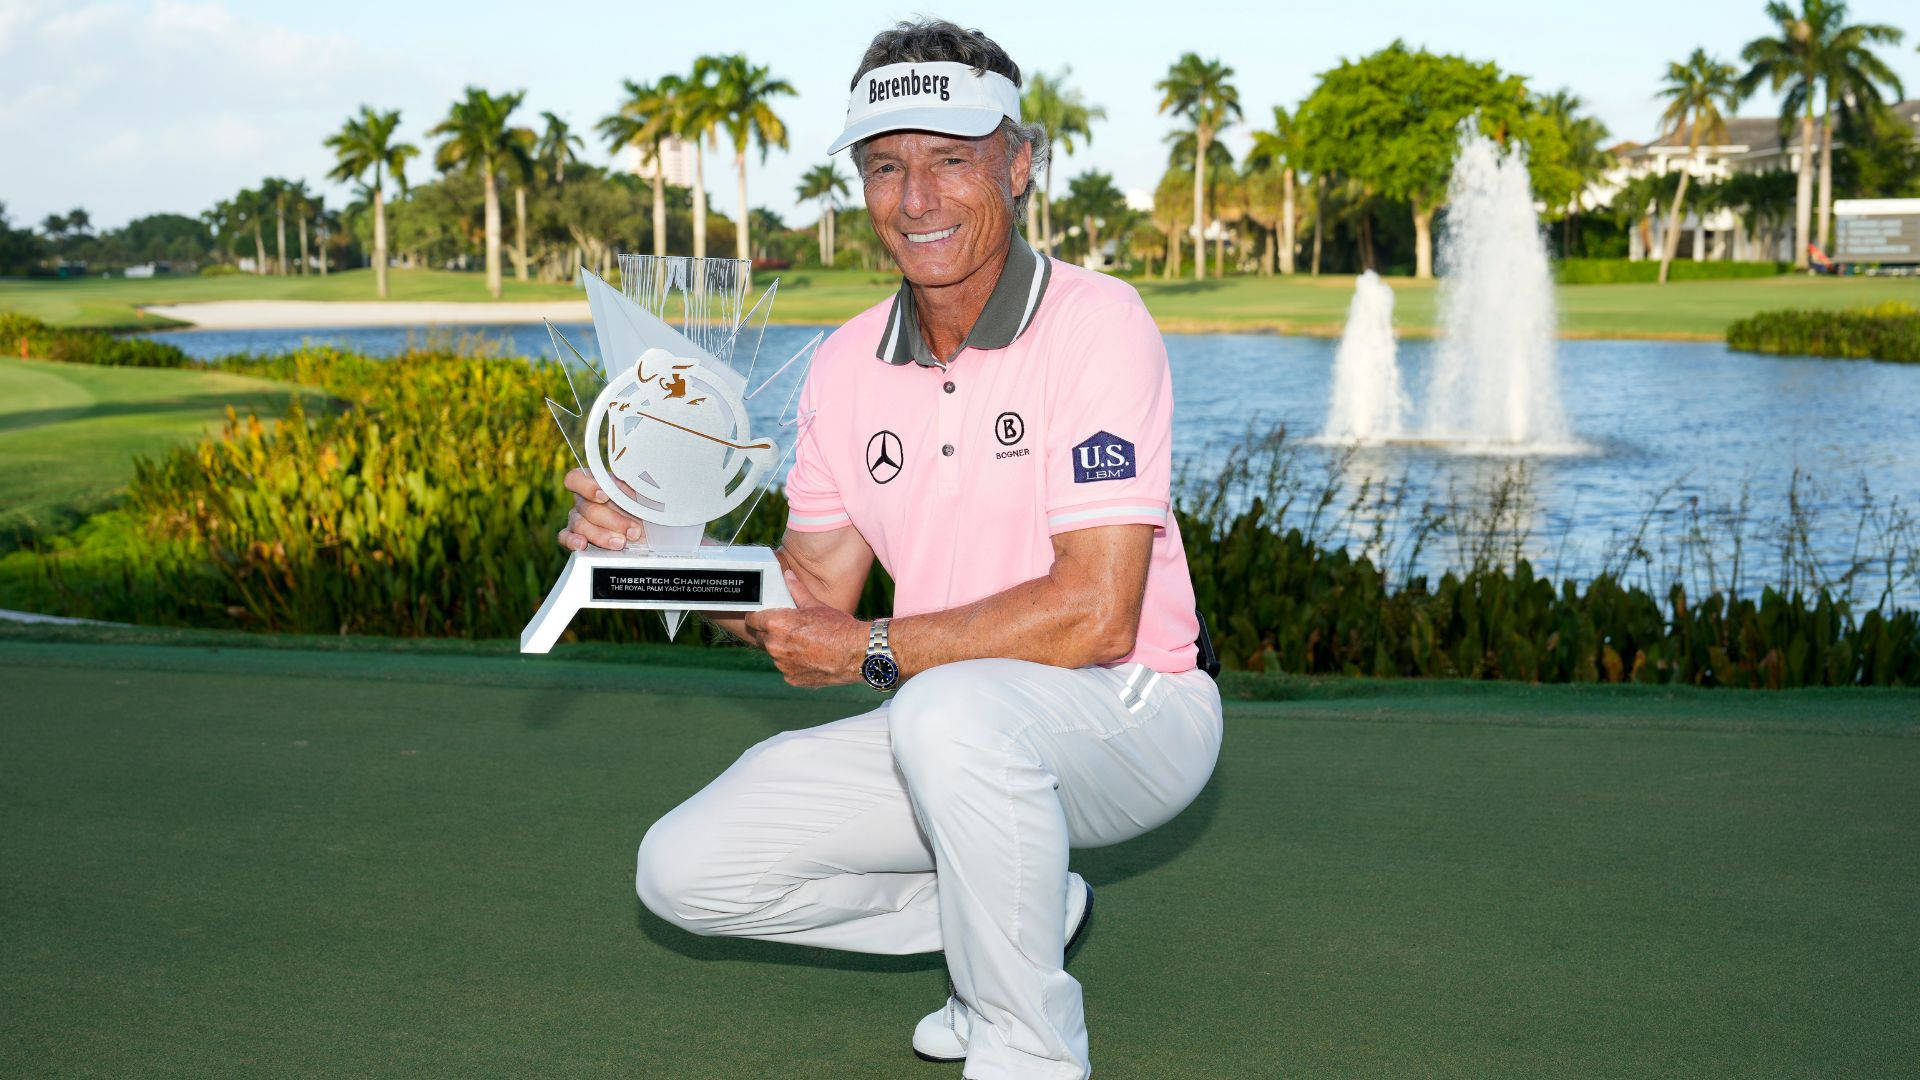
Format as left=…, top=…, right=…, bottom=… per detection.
left=1422, top=126, right=1571, bottom=450
left=1321, top=270, right=1408, bottom=443
left=1321, top=124, right=1578, bottom=454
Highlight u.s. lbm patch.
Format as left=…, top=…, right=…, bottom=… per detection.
left=1073, top=431, right=1135, bottom=483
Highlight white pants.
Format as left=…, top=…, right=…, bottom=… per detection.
left=635, top=657, right=1224, bottom=1080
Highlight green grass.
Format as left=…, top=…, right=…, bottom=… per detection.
left=7, top=266, right=1915, bottom=340
left=0, top=269, right=584, bottom=330
left=2, top=625, right=1914, bottom=1078
left=0, top=356, right=320, bottom=546
left=1128, top=272, right=1920, bottom=340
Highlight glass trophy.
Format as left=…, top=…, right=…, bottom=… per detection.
left=520, top=255, right=820, bottom=653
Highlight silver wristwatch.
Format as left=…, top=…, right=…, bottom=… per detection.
left=860, top=618, right=900, bottom=691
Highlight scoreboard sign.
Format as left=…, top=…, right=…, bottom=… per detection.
left=1833, top=199, right=1920, bottom=264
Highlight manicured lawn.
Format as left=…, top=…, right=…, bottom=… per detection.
left=1130, top=272, right=1920, bottom=339
left=0, top=356, right=320, bottom=546
left=6, top=265, right=1915, bottom=340
left=2, top=626, right=1914, bottom=1077
left=0, top=269, right=584, bottom=330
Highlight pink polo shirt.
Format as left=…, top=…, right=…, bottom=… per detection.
left=783, top=249, right=1199, bottom=674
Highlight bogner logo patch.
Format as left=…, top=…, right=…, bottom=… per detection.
left=995, top=412, right=1025, bottom=446
left=868, top=68, right=952, bottom=104
left=1073, top=431, right=1135, bottom=483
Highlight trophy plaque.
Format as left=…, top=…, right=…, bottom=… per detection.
left=520, top=256, right=820, bottom=653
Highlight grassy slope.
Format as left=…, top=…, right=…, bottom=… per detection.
left=6, top=267, right=1915, bottom=340
left=0, top=356, right=317, bottom=545
left=1, top=630, right=1914, bottom=1078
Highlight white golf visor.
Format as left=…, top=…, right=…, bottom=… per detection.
left=827, top=61, right=1021, bottom=154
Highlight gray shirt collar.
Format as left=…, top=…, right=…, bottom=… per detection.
left=875, top=230, right=1053, bottom=368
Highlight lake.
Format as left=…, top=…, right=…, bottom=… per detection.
left=148, top=323, right=1920, bottom=610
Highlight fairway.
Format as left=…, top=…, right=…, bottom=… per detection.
left=5, top=267, right=1916, bottom=340
left=3, top=630, right=1915, bottom=1078
left=0, top=357, right=319, bottom=545
left=0, top=269, right=584, bottom=330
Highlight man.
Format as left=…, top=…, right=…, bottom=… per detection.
left=557, top=19, right=1222, bottom=1079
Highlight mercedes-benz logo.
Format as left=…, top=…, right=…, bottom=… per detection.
left=866, top=430, right=903, bottom=484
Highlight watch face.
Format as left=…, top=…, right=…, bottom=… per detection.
left=861, top=654, right=900, bottom=690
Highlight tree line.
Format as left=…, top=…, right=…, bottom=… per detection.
left=3, top=1, right=1912, bottom=285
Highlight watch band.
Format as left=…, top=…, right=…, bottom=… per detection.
left=862, top=618, right=898, bottom=691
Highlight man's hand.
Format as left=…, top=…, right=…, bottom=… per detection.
left=746, top=570, right=865, bottom=687
left=557, top=467, right=646, bottom=552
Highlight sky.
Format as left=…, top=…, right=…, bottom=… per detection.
left=4, top=0, right=1917, bottom=233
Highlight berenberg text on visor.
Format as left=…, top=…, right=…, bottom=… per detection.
left=868, top=68, right=953, bottom=103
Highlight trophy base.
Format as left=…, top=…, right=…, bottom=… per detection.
left=519, top=544, right=793, bottom=653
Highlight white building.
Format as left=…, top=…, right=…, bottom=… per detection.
left=616, top=136, right=699, bottom=189
left=1595, top=100, right=1920, bottom=263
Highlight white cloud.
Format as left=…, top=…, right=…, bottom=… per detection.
left=0, top=0, right=406, bottom=228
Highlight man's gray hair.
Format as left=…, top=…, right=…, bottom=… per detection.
left=846, top=18, right=1049, bottom=219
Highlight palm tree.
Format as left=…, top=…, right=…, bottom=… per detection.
left=524, top=112, right=586, bottom=283
left=1152, top=167, right=1193, bottom=280
left=285, top=180, right=316, bottom=275
left=1064, top=170, right=1127, bottom=268
left=1654, top=49, right=1740, bottom=284
left=1610, top=171, right=1681, bottom=260
left=430, top=87, right=535, bottom=298
left=1812, top=7, right=1904, bottom=247
left=1021, top=69, right=1105, bottom=255
left=796, top=162, right=850, bottom=267
left=1308, top=176, right=1328, bottom=276
left=1719, top=168, right=1800, bottom=257
left=1539, top=90, right=1613, bottom=256
left=234, top=187, right=270, bottom=275
left=706, top=53, right=795, bottom=266
left=324, top=106, right=418, bottom=298
left=1124, top=217, right=1167, bottom=277
left=1166, top=130, right=1235, bottom=276
left=1246, top=106, right=1302, bottom=274
left=259, top=177, right=291, bottom=275
left=1156, top=54, right=1241, bottom=280
left=309, top=194, right=331, bottom=276
left=1740, top=0, right=1819, bottom=269
left=1742, top=2, right=1905, bottom=266
left=680, top=58, right=734, bottom=261
left=599, top=77, right=680, bottom=258
left=200, top=200, right=237, bottom=269
left=537, top=112, right=585, bottom=184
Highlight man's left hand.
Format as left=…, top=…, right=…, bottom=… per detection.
left=746, top=570, right=865, bottom=687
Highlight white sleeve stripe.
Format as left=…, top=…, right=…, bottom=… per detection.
left=1047, top=505, right=1167, bottom=528
left=788, top=510, right=851, bottom=526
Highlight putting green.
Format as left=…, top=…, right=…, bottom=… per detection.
left=2, top=630, right=1915, bottom=1077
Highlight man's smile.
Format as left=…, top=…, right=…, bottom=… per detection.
left=905, top=224, right=961, bottom=244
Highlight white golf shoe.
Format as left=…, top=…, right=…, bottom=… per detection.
left=911, top=873, right=1095, bottom=1064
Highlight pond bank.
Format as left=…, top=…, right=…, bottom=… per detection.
left=139, top=299, right=591, bottom=330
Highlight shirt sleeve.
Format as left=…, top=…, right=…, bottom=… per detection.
left=1043, top=296, right=1174, bottom=536
left=782, top=365, right=851, bottom=532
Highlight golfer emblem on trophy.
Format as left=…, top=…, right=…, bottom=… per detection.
left=520, top=255, right=819, bottom=652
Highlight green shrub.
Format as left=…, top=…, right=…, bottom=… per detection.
left=1180, top=500, right=1919, bottom=688
left=0, top=344, right=837, bottom=646
left=3, top=341, right=1913, bottom=683
left=1, top=311, right=192, bottom=368
left=1554, top=258, right=1789, bottom=285
left=1725, top=302, right=1920, bottom=363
